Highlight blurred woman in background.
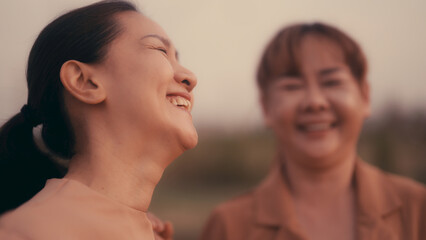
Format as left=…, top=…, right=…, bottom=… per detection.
left=0, top=1, right=197, bottom=239
left=201, top=22, right=425, bottom=240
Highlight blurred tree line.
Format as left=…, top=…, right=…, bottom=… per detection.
left=359, top=106, right=426, bottom=183
left=150, top=106, right=426, bottom=240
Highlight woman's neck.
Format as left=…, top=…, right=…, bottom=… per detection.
left=281, top=151, right=357, bottom=240
left=65, top=133, right=172, bottom=212
left=281, top=151, right=357, bottom=203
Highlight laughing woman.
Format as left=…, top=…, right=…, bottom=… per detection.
left=201, top=23, right=425, bottom=240
left=0, top=1, right=197, bottom=239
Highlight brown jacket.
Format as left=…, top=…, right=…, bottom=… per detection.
left=200, top=160, right=426, bottom=240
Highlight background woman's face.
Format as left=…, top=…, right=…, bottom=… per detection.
left=262, top=35, right=370, bottom=167
left=94, top=12, right=198, bottom=154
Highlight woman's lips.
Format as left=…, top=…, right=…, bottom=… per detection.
left=297, top=122, right=338, bottom=132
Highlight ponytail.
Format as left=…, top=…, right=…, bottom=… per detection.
left=0, top=111, right=63, bottom=214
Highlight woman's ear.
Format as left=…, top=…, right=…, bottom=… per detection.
left=360, top=79, right=371, bottom=118
left=60, top=60, right=106, bottom=104
left=260, top=93, right=273, bottom=127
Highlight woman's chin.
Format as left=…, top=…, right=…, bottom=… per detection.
left=181, top=129, right=198, bottom=150
left=297, top=151, right=345, bottom=170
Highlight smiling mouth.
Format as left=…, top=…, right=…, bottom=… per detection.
left=167, top=95, right=192, bottom=111
left=298, top=122, right=338, bottom=132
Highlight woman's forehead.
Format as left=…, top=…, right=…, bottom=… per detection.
left=115, top=11, right=169, bottom=42
left=298, top=35, right=346, bottom=67
left=271, top=34, right=346, bottom=77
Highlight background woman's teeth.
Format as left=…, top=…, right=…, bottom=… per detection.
left=306, top=123, right=329, bottom=131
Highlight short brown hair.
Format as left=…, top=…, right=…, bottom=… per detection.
left=257, top=22, right=368, bottom=92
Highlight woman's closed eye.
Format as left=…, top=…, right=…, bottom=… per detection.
left=147, top=44, right=168, bottom=55
left=275, top=77, right=304, bottom=91
left=322, top=78, right=341, bottom=87
left=282, top=83, right=303, bottom=91
left=155, top=47, right=167, bottom=55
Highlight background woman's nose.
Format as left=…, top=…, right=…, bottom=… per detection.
left=300, top=84, right=329, bottom=112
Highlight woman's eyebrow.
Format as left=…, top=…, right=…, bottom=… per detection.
left=277, top=72, right=302, bottom=79
left=318, top=67, right=341, bottom=76
left=140, top=34, right=171, bottom=47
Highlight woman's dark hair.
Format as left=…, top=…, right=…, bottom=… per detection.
left=257, top=22, right=368, bottom=93
left=0, top=0, right=138, bottom=214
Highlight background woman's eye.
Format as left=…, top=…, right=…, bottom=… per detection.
left=282, top=83, right=303, bottom=91
left=322, top=79, right=341, bottom=87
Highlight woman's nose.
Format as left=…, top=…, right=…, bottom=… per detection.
left=300, top=84, right=329, bottom=112
left=174, top=64, right=197, bottom=92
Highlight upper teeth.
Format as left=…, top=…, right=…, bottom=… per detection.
left=167, top=96, right=191, bottom=110
left=304, top=123, right=330, bottom=131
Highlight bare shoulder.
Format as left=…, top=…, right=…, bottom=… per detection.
left=0, top=198, right=55, bottom=238
left=0, top=227, right=29, bottom=240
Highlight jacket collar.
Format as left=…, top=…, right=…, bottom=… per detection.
left=355, top=160, right=402, bottom=220
left=354, top=160, right=402, bottom=239
left=253, top=162, right=306, bottom=237
left=252, top=159, right=402, bottom=239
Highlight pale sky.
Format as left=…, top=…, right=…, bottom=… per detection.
left=1, top=0, right=425, bottom=130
